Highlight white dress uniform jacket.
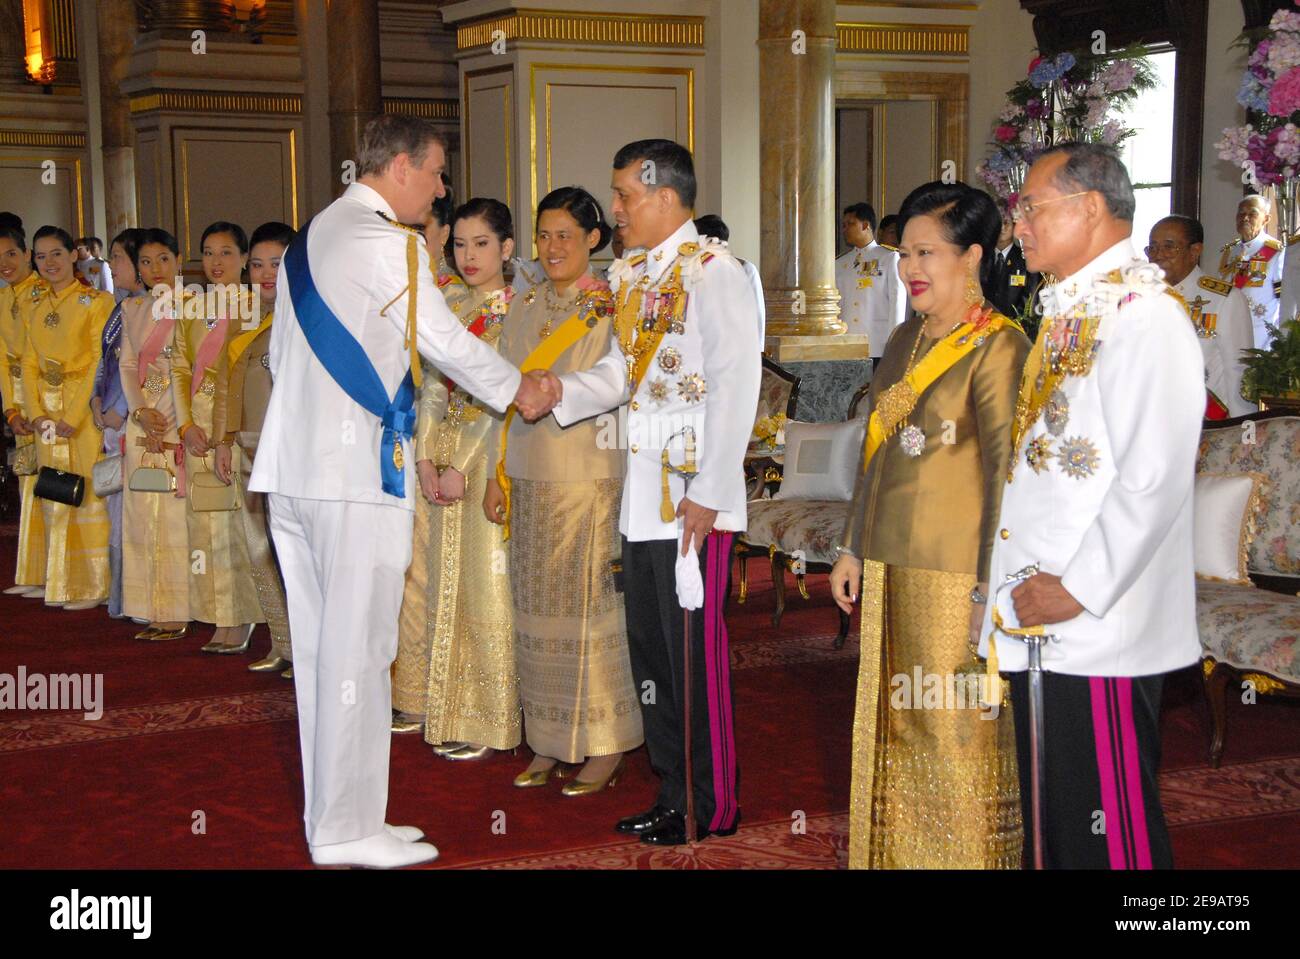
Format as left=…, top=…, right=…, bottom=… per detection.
left=980, top=240, right=1205, bottom=677
left=1279, top=232, right=1300, bottom=327
left=834, top=241, right=906, bottom=357
left=250, top=182, right=521, bottom=508
left=1173, top=266, right=1256, bottom=419
left=1218, top=232, right=1284, bottom=349
left=552, top=219, right=762, bottom=542
left=77, top=256, right=113, bottom=294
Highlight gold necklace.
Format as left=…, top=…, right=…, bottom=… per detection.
left=540, top=281, right=576, bottom=339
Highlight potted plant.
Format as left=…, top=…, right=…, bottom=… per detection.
left=1241, top=318, right=1300, bottom=409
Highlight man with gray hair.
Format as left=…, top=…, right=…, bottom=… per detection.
left=251, top=113, right=556, bottom=868
left=1218, top=194, right=1283, bottom=349
left=980, top=142, right=1203, bottom=868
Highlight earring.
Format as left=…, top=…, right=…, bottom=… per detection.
left=965, top=271, right=982, bottom=308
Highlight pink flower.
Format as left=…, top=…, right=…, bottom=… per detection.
left=1028, top=55, right=1044, bottom=75
left=995, top=124, right=1018, bottom=143
left=1271, top=65, right=1300, bottom=117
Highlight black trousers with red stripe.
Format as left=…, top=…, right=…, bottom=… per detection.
left=1008, top=670, right=1173, bottom=869
left=621, top=533, right=740, bottom=831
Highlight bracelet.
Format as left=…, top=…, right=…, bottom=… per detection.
left=969, top=585, right=987, bottom=604
left=835, top=545, right=857, bottom=559
left=4, top=409, right=20, bottom=425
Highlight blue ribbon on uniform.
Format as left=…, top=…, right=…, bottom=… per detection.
left=285, top=222, right=415, bottom=498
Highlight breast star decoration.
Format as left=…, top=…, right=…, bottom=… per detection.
left=1059, top=436, right=1100, bottom=479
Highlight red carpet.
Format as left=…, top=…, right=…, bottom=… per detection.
left=1, top=526, right=1297, bottom=869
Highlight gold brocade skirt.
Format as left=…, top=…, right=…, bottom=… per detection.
left=848, top=561, right=1023, bottom=869
left=121, top=420, right=191, bottom=623
left=392, top=450, right=520, bottom=749
left=508, top=476, right=643, bottom=763
left=183, top=445, right=265, bottom=627
left=14, top=454, right=46, bottom=587
left=238, top=432, right=291, bottom=659
left=35, top=379, right=109, bottom=603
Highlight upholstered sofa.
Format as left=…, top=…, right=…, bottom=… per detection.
left=1196, top=411, right=1300, bottom=766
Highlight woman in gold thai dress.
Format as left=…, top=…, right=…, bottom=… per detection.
left=392, top=198, right=521, bottom=759
left=830, top=182, right=1029, bottom=868
left=21, top=226, right=114, bottom=609
left=483, top=187, right=643, bottom=793
left=0, top=220, right=47, bottom=599
left=230, top=221, right=296, bottom=677
left=171, top=221, right=265, bottom=651
left=119, top=228, right=192, bottom=640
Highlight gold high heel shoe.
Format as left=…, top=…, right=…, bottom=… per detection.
left=430, top=741, right=468, bottom=756
left=149, top=625, right=189, bottom=642
left=561, top=756, right=625, bottom=797
left=444, top=744, right=494, bottom=761
left=391, top=712, right=424, bottom=734
left=513, top=759, right=570, bottom=788
left=281, top=666, right=294, bottom=679
left=248, top=654, right=288, bottom=673
left=135, top=626, right=162, bottom=640
left=201, top=623, right=254, bottom=654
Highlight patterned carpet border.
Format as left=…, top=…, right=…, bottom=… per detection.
left=0, top=633, right=854, bottom=752
left=1160, top=757, right=1300, bottom=826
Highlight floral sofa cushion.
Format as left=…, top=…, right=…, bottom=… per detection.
left=1196, top=580, right=1300, bottom=685
left=742, top=499, right=849, bottom=566
left=1197, top=416, right=1300, bottom=577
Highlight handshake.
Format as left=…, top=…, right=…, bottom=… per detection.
left=513, top=369, right=564, bottom=422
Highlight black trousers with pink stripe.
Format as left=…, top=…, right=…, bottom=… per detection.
left=1008, top=670, right=1173, bottom=869
left=621, top=533, right=740, bottom=831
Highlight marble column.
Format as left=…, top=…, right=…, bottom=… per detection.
left=757, top=0, right=842, bottom=341
left=96, top=0, right=138, bottom=235
left=327, top=0, right=381, bottom=195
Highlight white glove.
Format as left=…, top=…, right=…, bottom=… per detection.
left=675, top=525, right=704, bottom=611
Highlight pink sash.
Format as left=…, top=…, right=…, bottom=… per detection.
left=137, top=316, right=176, bottom=389
left=190, top=317, right=229, bottom=398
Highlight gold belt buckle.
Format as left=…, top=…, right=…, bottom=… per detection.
left=43, top=367, right=64, bottom=386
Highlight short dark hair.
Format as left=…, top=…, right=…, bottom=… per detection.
left=1155, top=214, right=1204, bottom=247
left=842, top=203, right=877, bottom=232
left=0, top=211, right=22, bottom=232
left=357, top=114, right=448, bottom=179
left=249, top=221, right=296, bottom=251
left=32, top=225, right=75, bottom=254
left=0, top=221, right=26, bottom=251
left=693, top=214, right=729, bottom=243
left=77, top=236, right=103, bottom=253
left=897, top=181, right=1002, bottom=293
left=1038, top=142, right=1136, bottom=222
left=613, top=139, right=697, bottom=210
left=536, top=186, right=612, bottom=253
left=140, top=227, right=179, bottom=256
left=453, top=197, right=514, bottom=243
left=200, top=221, right=248, bottom=254
left=877, top=214, right=900, bottom=235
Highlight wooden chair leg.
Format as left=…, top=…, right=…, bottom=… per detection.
left=770, top=549, right=786, bottom=628
left=834, top=605, right=850, bottom=650
left=1201, top=659, right=1232, bottom=768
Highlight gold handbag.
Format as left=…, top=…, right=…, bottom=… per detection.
left=11, top=441, right=37, bottom=476
left=129, top=450, right=176, bottom=493
left=188, top=453, right=241, bottom=512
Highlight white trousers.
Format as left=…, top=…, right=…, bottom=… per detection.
left=268, top=493, right=414, bottom=846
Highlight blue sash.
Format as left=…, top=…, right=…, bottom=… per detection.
left=285, top=222, right=415, bottom=498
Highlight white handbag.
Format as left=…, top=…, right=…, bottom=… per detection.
left=92, top=454, right=123, bottom=497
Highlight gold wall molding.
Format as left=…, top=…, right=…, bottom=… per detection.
left=836, top=22, right=969, bottom=58
left=0, top=153, right=84, bottom=236
left=458, top=9, right=705, bottom=52
left=463, top=66, right=514, bottom=211
left=0, top=129, right=86, bottom=148
left=130, top=91, right=303, bottom=115
left=383, top=97, right=460, bottom=121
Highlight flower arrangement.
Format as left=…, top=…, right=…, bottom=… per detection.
left=751, top=413, right=786, bottom=451
left=1241, top=318, right=1300, bottom=403
left=977, top=45, right=1156, bottom=209
left=1216, top=2, right=1300, bottom=188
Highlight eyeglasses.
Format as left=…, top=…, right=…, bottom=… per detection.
left=1010, top=191, right=1090, bottom=223
left=1144, top=242, right=1190, bottom=257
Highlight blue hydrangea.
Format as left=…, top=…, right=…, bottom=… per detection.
left=1054, top=52, right=1076, bottom=74
left=1238, top=73, right=1271, bottom=113
left=1029, top=60, right=1060, bottom=86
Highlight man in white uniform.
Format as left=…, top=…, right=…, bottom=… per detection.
left=694, top=214, right=766, bottom=341
left=1278, top=224, right=1300, bottom=328
left=834, top=202, right=906, bottom=361
left=544, top=140, right=761, bottom=845
left=75, top=236, right=113, bottom=295
left=1149, top=215, right=1256, bottom=418
left=1217, top=194, right=1283, bottom=349
left=982, top=143, right=1203, bottom=869
left=250, top=115, right=553, bottom=869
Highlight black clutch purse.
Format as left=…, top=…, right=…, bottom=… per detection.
left=34, top=466, right=85, bottom=507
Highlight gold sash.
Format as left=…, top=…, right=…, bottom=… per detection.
left=494, top=310, right=598, bottom=540
left=861, top=313, right=1014, bottom=472
left=227, top=311, right=273, bottom=369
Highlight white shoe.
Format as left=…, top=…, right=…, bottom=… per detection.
left=384, top=823, right=425, bottom=842
left=22, top=587, right=45, bottom=599
left=310, top=832, right=439, bottom=869
left=3, top=585, right=29, bottom=595
left=63, top=599, right=106, bottom=611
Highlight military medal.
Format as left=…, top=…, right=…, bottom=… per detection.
left=657, top=346, right=682, bottom=373
left=1025, top=435, right=1054, bottom=473
left=393, top=442, right=405, bottom=471
left=899, top=424, right=925, bottom=457
left=1059, top=436, right=1100, bottom=479
left=647, top=377, right=670, bottom=405
left=260, top=353, right=271, bottom=369
left=1044, top=389, right=1069, bottom=436
left=676, top=372, right=707, bottom=404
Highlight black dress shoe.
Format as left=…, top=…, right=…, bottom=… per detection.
left=639, top=809, right=742, bottom=846
left=615, top=804, right=671, bottom=835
